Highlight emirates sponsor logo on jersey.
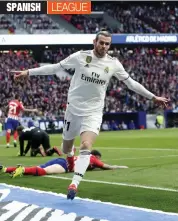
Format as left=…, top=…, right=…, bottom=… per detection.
left=81, top=72, right=106, bottom=85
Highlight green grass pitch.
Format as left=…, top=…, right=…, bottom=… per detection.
left=0, top=129, right=178, bottom=213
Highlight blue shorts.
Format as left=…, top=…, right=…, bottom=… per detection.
left=6, top=118, right=20, bottom=131
left=39, top=158, right=68, bottom=172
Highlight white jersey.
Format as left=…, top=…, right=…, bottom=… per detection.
left=29, top=50, right=128, bottom=116
left=61, top=50, right=129, bottom=116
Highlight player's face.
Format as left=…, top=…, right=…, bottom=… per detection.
left=94, top=35, right=111, bottom=57
left=96, top=155, right=101, bottom=159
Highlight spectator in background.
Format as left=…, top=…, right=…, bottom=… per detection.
left=20, top=119, right=28, bottom=128
left=101, top=121, right=110, bottom=131
left=110, top=120, right=118, bottom=131
left=47, top=119, right=56, bottom=134
left=28, top=118, right=35, bottom=128
left=107, top=121, right=111, bottom=130
left=0, top=107, right=2, bottom=118
left=155, top=113, right=164, bottom=129
left=119, top=121, right=128, bottom=130
left=0, top=121, right=3, bottom=136
left=129, top=120, right=135, bottom=130
left=31, top=116, right=40, bottom=128
left=173, top=101, right=178, bottom=113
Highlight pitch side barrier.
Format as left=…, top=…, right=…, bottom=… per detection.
left=165, top=111, right=178, bottom=128
left=2, top=111, right=174, bottom=133
left=33, top=111, right=177, bottom=130
left=37, top=112, right=146, bottom=130
left=1, top=111, right=175, bottom=137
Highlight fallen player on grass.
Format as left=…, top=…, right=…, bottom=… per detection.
left=0, top=149, right=128, bottom=178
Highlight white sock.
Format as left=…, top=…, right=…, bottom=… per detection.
left=7, top=143, right=9, bottom=146
left=71, top=150, right=90, bottom=187
left=14, top=140, right=17, bottom=143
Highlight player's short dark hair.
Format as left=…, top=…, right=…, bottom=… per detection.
left=91, top=150, right=102, bottom=158
left=95, top=30, right=112, bottom=42
left=17, top=126, right=24, bottom=132
left=15, top=94, right=20, bottom=100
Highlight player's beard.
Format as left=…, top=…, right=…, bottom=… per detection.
left=95, top=47, right=107, bottom=58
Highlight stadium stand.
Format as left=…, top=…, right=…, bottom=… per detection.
left=2, top=14, right=70, bottom=34
left=103, top=47, right=177, bottom=113
left=11, top=14, right=70, bottom=34
left=0, top=14, right=28, bottom=34
left=91, top=3, right=157, bottom=33
left=133, top=4, right=178, bottom=33
left=0, top=2, right=177, bottom=35
left=0, top=15, right=16, bottom=34
left=0, top=50, right=69, bottom=119
left=60, top=15, right=114, bottom=33
left=0, top=2, right=176, bottom=35
left=60, top=2, right=178, bottom=34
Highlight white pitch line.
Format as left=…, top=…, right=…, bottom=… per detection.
left=0, top=144, right=178, bottom=152
left=108, top=154, right=178, bottom=161
left=73, top=147, right=178, bottom=151
left=58, top=146, right=178, bottom=151
left=0, top=144, right=13, bottom=147
left=46, top=175, right=178, bottom=193
left=97, top=147, right=178, bottom=151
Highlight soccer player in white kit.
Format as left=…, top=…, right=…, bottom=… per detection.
left=14, top=31, right=169, bottom=200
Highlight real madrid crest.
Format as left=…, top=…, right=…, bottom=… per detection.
left=86, top=56, right=92, bottom=63
left=104, top=67, right=109, bottom=74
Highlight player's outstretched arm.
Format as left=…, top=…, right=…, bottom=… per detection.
left=13, top=51, right=80, bottom=82
left=101, top=164, right=128, bottom=170
left=123, top=77, right=169, bottom=108
left=114, top=60, right=169, bottom=108
left=13, top=70, right=29, bottom=81
left=92, top=157, right=128, bottom=170
left=23, top=108, right=38, bottom=113
left=13, top=63, right=61, bottom=82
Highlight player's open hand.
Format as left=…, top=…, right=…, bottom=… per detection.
left=12, top=70, right=29, bottom=82
left=153, top=96, right=170, bottom=108
left=113, top=165, right=128, bottom=169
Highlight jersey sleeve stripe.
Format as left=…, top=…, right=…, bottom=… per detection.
left=121, top=75, right=130, bottom=82
left=60, top=62, right=65, bottom=70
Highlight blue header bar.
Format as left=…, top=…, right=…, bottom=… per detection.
left=112, top=34, right=178, bottom=44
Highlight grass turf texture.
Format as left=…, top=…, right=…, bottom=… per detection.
left=0, top=129, right=178, bottom=213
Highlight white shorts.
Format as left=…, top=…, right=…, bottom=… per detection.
left=62, top=108, right=102, bottom=140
